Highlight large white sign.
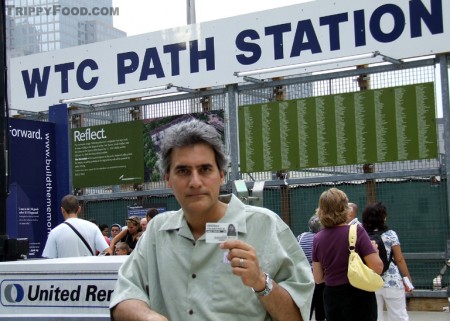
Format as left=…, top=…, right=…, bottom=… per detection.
left=10, top=0, right=449, bottom=111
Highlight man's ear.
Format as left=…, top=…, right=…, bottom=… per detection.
left=61, top=207, right=68, bottom=219
left=165, top=173, right=171, bottom=188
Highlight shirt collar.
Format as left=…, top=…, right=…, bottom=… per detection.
left=158, top=194, right=248, bottom=239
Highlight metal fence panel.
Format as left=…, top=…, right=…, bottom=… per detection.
left=48, top=56, right=449, bottom=291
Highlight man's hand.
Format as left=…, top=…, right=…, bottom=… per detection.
left=219, top=239, right=265, bottom=290
left=220, top=240, right=304, bottom=321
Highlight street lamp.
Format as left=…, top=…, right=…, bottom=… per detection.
left=187, top=0, right=196, bottom=24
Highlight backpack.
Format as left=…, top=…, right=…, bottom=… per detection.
left=367, top=230, right=392, bottom=274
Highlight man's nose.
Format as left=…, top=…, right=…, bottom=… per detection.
left=189, top=171, right=202, bottom=187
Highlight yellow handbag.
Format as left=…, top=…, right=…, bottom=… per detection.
left=347, top=224, right=384, bottom=292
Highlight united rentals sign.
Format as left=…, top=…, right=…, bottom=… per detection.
left=0, top=277, right=116, bottom=318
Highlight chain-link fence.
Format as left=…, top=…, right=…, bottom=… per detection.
left=62, top=55, right=449, bottom=292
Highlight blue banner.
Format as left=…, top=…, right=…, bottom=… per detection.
left=127, top=205, right=167, bottom=218
left=7, top=118, right=58, bottom=259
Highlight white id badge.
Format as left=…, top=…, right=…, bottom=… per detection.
left=205, top=222, right=238, bottom=243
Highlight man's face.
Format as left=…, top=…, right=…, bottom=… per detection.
left=140, top=218, right=147, bottom=231
left=166, top=143, right=224, bottom=217
left=111, top=226, right=120, bottom=237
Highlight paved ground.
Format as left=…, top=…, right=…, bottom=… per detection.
left=313, top=310, right=449, bottom=320
left=401, top=310, right=449, bottom=321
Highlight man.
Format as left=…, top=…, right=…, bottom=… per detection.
left=348, top=201, right=379, bottom=253
left=347, top=202, right=361, bottom=225
left=146, top=207, right=159, bottom=224
left=140, top=217, right=147, bottom=231
left=110, top=119, right=314, bottom=321
left=42, top=194, right=112, bottom=258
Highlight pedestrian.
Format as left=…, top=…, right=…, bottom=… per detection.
left=115, top=241, right=131, bottom=255
left=110, top=223, right=121, bottom=241
left=312, top=188, right=383, bottom=321
left=140, top=217, right=147, bottom=231
left=146, top=208, right=159, bottom=223
left=99, top=223, right=111, bottom=245
left=298, top=214, right=325, bottom=321
left=109, top=215, right=142, bottom=253
left=362, top=202, right=413, bottom=321
left=347, top=202, right=360, bottom=225
left=42, top=194, right=112, bottom=258
left=110, top=119, right=314, bottom=321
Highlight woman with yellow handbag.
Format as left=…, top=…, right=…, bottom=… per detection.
left=312, top=188, right=383, bottom=321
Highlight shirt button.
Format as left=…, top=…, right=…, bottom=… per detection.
left=189, top=309, right=194, bottom=315
left=192, top=274, right=196, bottom=278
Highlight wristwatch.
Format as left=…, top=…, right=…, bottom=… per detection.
left=252, top=272, right=273, bottom=297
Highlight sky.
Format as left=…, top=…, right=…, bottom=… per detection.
left=112, top=0, right=311, bottom=36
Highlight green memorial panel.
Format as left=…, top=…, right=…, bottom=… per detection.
left=238, top=83, right=437, bottom=173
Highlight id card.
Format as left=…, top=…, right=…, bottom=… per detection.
left=205, top=223, right=238, bottom=243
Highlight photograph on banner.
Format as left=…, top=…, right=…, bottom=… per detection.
left=143, top=110, right=225, bottom=182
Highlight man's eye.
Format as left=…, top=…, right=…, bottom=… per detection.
left=176, top=168, right=189, bottom=175
left=200, top=167, right=212, bottom=174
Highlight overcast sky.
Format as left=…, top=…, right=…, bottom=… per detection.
left=112, top=0, right=311, bottom=36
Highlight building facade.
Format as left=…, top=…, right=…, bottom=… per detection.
left=5, top=0, right=126, bottom=57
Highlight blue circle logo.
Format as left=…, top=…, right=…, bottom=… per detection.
left=4, top=284, right=25, bottom=303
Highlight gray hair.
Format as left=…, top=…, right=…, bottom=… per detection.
left=308, top=214, right=322, bottom=233
left=158, top=119, right=229, bottom=174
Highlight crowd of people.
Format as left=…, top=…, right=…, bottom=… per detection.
left=93, top=207, right=160, bottom=255
left=308, top=189, right=412, bottom=321
left=41, top=197, right=159, bottom=257
left=41, top=120, right=413, bottom=321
